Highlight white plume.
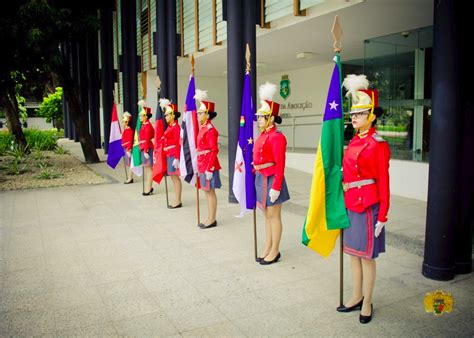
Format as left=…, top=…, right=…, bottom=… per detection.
left=194, top=89, right=208, bottom=102
left=259, top=82, right=277, bottom=101
left=342, top=74, right=369, bottom=104
left=159, top=98, right=171, bottom=110
left=138, top=99, right=146, bottom=107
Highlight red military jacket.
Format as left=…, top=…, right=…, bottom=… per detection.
left=197, top=121, right=221, bottom=173
left=342, top=127, right=390, bottom=222
left=121, top=127, right=133, bottom=151
left=163, top=122, right=181, bottom=159
left=139, top=120, right=155, bottom=152
left=253, top=124, right=287, bottom=191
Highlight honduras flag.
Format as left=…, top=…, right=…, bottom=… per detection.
left=106, top=102, right=124, bottom=168
left=232, top=71, right=257, bottom=217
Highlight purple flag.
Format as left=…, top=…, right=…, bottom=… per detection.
left=232, top=72, right=257, bottom=215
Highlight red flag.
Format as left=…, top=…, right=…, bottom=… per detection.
left=152, top=119, right=167, bottom=184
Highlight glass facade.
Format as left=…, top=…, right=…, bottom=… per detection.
left=343, top=26, right=433, bottom=162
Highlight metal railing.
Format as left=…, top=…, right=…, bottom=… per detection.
left=278, top=113, right=323, bottom=152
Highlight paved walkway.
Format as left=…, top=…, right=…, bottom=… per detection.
left=0, top=139, right=472, bottom=336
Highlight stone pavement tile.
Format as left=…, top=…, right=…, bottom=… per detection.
left=449, top=274, right=474, bottom=293
left=88, top=263, right=139, bottom=287
left=1, top=289, right=51, bottom=313
left=162, top=300, right=228, bottom=332
left=97, top=280, right=160, bottom=322
left=208, top=290, right=273, bottom=321
left=181, top=320, right=246, bottom=337
left=5, top=308, right=57, bottom=336
left=232, top=309, right=304, bottom=337
left=54, top=300, right=110, bottom=331
left=384, top=246, right=423, bottom=269
left=54, top=321, right=119, bottom=337
left=179, top=263, right=237, bottom=285
left=44, top=272, right=97, bottom=291
left=4, top=240, right=45, bottom=260
left=44, top=251, right=91, bottom=278
left=376, top=254, right=414, bottom=280
left=96, top=279, right=151, bottom=301
left=278, top=296, right=350, bottom=332
left=46, top=286, right=102, bottom=310
left=2, top=267, right=51, bottom=296
left=102, top=295, right=160, bottom=322
left=4, top=255, right=46, bottom=273
left=116, top=250, right=163, bottom=275
left=113, top=311, right=180, bottom=337
left=141, top=273, right=209, bottom=310
left=0, top=311, right=9, bottom=335
left=256, top=277, right=335, bottom=310
left=77, top=238, right=120, bottom=260
left=192, top=273, right=255, bottom=299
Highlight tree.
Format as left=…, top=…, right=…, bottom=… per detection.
left=0, top=1, right=100, bottom=163
left=36, top=87, right=64, bottom=129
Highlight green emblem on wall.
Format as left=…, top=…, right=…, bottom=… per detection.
left=280, top=75, right=290, bottom=100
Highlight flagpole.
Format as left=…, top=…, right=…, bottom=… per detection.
left=196, top=174, right=200, bottom=225
left=191, top=55, right=201, bottom=226
left=164, top=175, right=170, bottom=207
left=253, top=208, right=257, bottom=260
left=332, top=15, right=344, bottom=307
left=244, top=44, right=258, bottom=261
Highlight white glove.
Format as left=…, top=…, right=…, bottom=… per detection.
left=269, top=189, right=280, bottom=203
left=144, top=152, right=150, bottom=159
left=375, top=221, right=386, bottom=238
left=172, top=159, right=180, bottom=169
left=126, top=151, right=131, bottom=157
left=205, top=171, right=213, bottom=180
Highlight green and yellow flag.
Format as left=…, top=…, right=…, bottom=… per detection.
left=302, top=54, right=350, bottom=257
left=130, top=105, right=143, bottom=176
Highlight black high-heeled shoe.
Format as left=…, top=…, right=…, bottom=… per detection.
left=359, top=304, right=373, bottom=324
left=260, top=252, right=281, bottom=265
left=199, top=220, right=217, bottom=229
left=124, top=179, right=134, bottom=184
left=336, top=297, right=364, bottom=313
left=168, top=202, right=182, bottom=209
left=142, top=188, right=154, bottom=196
left=255, top=256, right=266, bottom=263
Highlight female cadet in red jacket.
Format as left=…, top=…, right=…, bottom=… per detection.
left=159, top=98, right=182, bottom=208
left=121, top=112, right=134, bottom=184
left=336, top=75, right=390, bottom=324
left=138, top=101, right=155, bottom=196
left=253, top=82, right=290, bottom=265
left=194, top=89, right=221, bottom=229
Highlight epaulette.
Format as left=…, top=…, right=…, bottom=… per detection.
left=372, top=133, right=386, bottom=142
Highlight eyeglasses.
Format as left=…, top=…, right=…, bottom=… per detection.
left=197, top=111, right=206, bottom=115
left=350, top=112, right=369, bottom=119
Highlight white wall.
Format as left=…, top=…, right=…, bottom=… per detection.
left=256, top=62, right=334, bottom=149
left=287, top=152, right=429, bottom=201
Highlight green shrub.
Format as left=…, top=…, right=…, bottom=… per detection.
left=36, top=87, right=63, bottom=128
left=1, top=129, right=61, bottom=153
left=5, top=159, right=28, bottom=175
left=24, top=129, right=59, bottom=150
left=54, top=145, right=69, bottom=155
left=0, top=132, right=13, bottom=153
left=36, top=164, right=62, bottom=179
left=6, top=143, right=29, bottom=163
